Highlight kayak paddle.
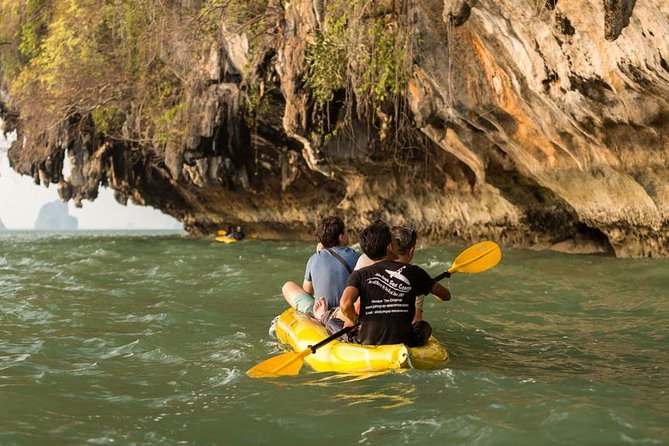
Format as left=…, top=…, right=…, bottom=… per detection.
left=247, top=325, right=357, bottom=378
left=433, top=240, right=501, bottom=282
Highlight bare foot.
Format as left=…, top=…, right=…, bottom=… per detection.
left=313, top=297, right=328, bottom=321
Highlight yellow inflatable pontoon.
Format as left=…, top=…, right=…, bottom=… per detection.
left=273, top=308, right=448, bottom=374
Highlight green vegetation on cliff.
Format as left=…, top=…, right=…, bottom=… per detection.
left=1, top=0, right=414, bottom=147
left=0, top=0, right=188, bottom=147
left=306, top=0, right=412, bottom=112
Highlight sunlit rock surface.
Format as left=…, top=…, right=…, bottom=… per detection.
left=1, top=0, right=668, bottom=257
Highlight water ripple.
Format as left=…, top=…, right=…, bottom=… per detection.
left=0, top=235, right=667, bottom=445
left=101, top=340, right=140, bottom=359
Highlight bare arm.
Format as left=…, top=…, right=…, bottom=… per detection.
left=431, top=282, right=451, bottom=301
left=340, top=286, right=360, bottom=327
left=302, top=280, right=314, bottom=296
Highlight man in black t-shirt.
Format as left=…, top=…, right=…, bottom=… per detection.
left=340, top=221, right=451, bottom=346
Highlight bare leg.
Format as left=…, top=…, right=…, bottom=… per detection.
left=282, top=281, right=304, bottom=309
left=281, top=281, right=317, bottom=315
left=313, top=297, right=328, bottom=321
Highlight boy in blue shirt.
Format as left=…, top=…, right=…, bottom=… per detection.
left=281, top=216, right=360, bottom=316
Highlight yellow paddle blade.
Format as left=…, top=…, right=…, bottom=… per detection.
left=448, top=241, right=501, bottom=274
left=246, top=349, right=312, bottom=378
left=217, top=229, right=228, bottom=236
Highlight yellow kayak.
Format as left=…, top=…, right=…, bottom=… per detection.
left=273, top=308, right=448, bottom=374
left=215, top=235, right=238, bottom=244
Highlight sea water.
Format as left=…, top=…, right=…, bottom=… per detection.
left=0, top=231, right=667, bottom=445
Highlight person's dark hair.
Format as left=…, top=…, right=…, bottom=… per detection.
left=359, top=220, right=391, bottom=260
left=391, top=226, right=417, bottom=256
left=315, top=216, right=346, bottom=248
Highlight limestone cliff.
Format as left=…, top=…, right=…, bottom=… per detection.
left=1, top=0, right=668, bottom=257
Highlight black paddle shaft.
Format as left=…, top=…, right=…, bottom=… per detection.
left=433, top=271, right=452, bottom=282
left=308, top=325, right=357, bottom=353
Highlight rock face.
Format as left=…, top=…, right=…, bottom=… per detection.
left=34, top=201, right=78, bottom=231
left=1, top=0, right=668, bottom=257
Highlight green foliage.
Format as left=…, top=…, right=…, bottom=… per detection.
left=0, top=0, right=412, bottom=152
left=1, top=0, right=191, bottom=147
left=156, top=103, right=185, bottom=145
left=151, top=71, right=185, bottom=145
left=17, top=0, right=52, bottom=60
left=115, top=0, right=149, bottom=74
left=0, top=0, right=53, bottom=80
left=18, top=24, right=40, bottom=59
left=91, top=104, right=123, bottom=135
left=19, top=3, right=100, bottom=90
left=305, top=13, right=348, bottom=105
left=362, top=18, right=406, bottom=103
left=304, top=0, right=411, bottom=115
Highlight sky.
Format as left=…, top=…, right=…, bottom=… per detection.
left=0, top=127, right=182, bottom=230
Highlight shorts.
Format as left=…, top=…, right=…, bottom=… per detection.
left=411, top=320, right=432, bottom=347
left=293, top=291, right=315, bottom=314
left=322, top=308, right=358, bottom=342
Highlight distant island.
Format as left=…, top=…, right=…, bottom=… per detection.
left=34, top=200, right=78, bottom=230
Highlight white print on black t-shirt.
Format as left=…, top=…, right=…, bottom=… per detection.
left=364, top=268, right=413, bottom=315
left=385, top=266, right=410, bottom=285
left=366, top=297, right=410, bottom=314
